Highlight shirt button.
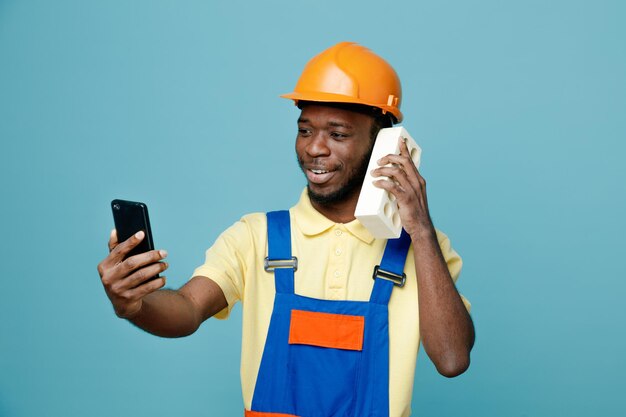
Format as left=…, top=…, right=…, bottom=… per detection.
left=335, top=230, right=342, bottom=236
left=334, top=270, right=341, bottom=278
left=335, top=248, right=342, bottom=256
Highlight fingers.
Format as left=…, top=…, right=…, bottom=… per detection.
left=112, top=270, right=167, bottom=305
left=101, top=254, right=168, bottom=318
left=98, top=230, right=147, bottom=276
left=109, top=231, right=146, bottom=263
left=118, top=258, right=169, bottom=290
left=106, top=248, right=168, bottom=285
left=372, top=161, right=419, bottom=193
left=371, top=138, right=434, bottom=237
left=98, top=229, right=119, bottom=276
left=98, top=229, right=170, bottom=319
left=371, top=137, right=428, bottom=215
left=113, top=276, right=167, bottom=318
left=377, top=139, right=419, bottom=176
left=121, top=248, right=168, bottom=274
left=108, top=229, right=118, bottom=252
left=124, top=276, right=167, bottom=301
left=372, top=139, right=424, bottom=192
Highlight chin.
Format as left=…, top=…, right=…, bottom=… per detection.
left=307, top=184, right=356, bottom=205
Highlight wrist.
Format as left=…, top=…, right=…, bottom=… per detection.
left=116, top=300, right=144, bottom=320
left=408, top=222, right=437, bottom=243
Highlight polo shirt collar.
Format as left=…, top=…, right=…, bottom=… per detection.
left=292, top=188, right=375, bottom=244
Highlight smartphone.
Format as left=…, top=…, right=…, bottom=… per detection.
left=111, top=199, right=159, bottom=281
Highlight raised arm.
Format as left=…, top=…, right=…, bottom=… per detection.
left=372, top=139, right=475, bottom=377
left=97, top=230, right=227, bottom=338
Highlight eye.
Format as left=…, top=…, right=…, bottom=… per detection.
left=298, top=128, right=311, bottom=136
left=330, top=131, right=348, bottom=140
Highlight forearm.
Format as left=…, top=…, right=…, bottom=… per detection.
left=126, top=289, right=201, bottom=338
left=412, top=228, right=474, bottom=377
left=371, top=140, right=474, bottom=375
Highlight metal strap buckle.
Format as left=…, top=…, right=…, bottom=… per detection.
left=372, top=265, right=406, bottom=287
left=264, top=257, right=298, bottom=272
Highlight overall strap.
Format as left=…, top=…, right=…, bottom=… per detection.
left=265, top=210, right=296, bottom=294
left=370, top=229, right=412, bottom=305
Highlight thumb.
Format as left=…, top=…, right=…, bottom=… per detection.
left=108, top=229, right=119, bottom=252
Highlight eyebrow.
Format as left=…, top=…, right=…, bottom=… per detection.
left=328, top=121, right=353, bottom=129
left=297, top=117, right=354, bottom=130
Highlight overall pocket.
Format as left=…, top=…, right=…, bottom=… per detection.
left=287, top=310, right=365, bottom=417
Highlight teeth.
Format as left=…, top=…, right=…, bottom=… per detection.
left=311, top=169, right=328, bottom=174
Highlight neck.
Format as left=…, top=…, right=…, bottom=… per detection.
left=309, top=189, right=360, bottom=224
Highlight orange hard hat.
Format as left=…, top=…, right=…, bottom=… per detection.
left=281, top=42, right=403, bottom=123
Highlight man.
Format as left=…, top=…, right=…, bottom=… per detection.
left=97, top=42, right=474, bottom=417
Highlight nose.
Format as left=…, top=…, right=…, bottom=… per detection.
left=306, top=133, right=330, bottom=157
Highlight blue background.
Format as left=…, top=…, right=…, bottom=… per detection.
left=1, top=0, right=625, bottom=416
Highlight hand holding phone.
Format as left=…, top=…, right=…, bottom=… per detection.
left=96, top=200, right=168, bottom=319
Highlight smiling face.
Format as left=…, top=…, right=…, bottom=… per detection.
left=296, top=104, right=376, bottom=216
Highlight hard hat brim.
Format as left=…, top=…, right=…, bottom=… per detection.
left=281, top=91, right=403, bottom=123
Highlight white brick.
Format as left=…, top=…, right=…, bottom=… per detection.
left=354, top=127, right=422, bottom=239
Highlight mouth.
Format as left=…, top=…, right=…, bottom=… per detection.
left=306, top=167, right=337, bottom=185
left=310, top=168, right=329, bottom=175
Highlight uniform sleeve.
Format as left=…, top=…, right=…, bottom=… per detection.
left=192, top=218, right=255, bottom=319
left=436, top=229, right=471, bottom=312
